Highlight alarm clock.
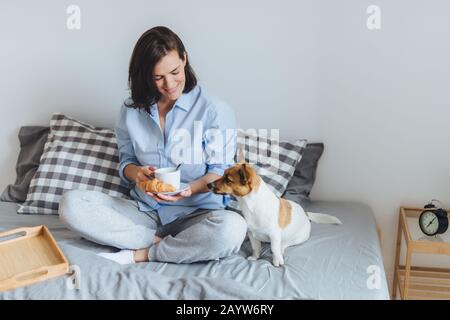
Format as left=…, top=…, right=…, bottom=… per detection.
left=419, top=200, right=449, bottom=236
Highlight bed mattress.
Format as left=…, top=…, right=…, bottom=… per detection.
left=0, top=199, right=389, bottom=299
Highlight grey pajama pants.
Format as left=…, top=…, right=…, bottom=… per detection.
left=58, top=190, right=247, bottom=264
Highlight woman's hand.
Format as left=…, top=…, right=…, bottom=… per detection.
left=135, top=165, right=156, bottom=184
left=146, top=184, right=192, bottom=203
left=146, top=172, right=220, bottom=203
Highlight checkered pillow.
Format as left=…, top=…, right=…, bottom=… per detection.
left=227, top=129, right=307, bottom=211
left=18, top=113, right=130, bottom=215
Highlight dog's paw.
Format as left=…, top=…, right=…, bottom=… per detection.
left=247, top=255, right=259, bottom=261
left=272, top=256, right=284, bottom=267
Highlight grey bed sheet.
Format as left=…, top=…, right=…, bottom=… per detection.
left=0, top=199, right=390, bottom=300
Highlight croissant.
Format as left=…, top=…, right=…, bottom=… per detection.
left=138, top=178, right=176, bottom=193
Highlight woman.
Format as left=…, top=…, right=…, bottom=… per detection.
left=59, top=26, right=247, bottom=264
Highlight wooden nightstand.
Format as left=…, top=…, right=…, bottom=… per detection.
left=393, top=207, right=450, bottom=300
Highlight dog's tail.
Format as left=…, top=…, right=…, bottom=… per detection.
left=306, top=212, right=342, bottom=225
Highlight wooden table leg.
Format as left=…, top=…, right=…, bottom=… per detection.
left=403, top=245, right=413, bottom=300
left=392, top=212, right=402, bottom=299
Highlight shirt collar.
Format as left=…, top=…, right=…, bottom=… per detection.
left=173, top=90, right=192, bottom=112
left=149, top=86, right=197, bottom=113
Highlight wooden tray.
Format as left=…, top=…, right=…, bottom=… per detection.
left=0, top=225, right=69, bottom=292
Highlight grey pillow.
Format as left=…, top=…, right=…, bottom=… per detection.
left=1, top=126, right=50, bottom=202
left=282, top=143, right=324, bottom=204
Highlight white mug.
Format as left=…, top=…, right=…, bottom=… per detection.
left=154, top=167, right=180, bottom=190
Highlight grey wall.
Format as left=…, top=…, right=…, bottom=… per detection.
left=1, top=0, right=450, bottom=293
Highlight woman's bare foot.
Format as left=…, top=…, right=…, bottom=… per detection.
left=133, top=236, right=163, bottom=263
left=133, top=248, right=149, bottom=262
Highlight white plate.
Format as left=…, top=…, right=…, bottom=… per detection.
left=153, top=182, right=189, bottom=196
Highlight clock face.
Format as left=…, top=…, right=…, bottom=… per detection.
left=420, top=211, right=439, bottom=235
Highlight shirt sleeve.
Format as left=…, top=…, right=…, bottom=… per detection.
left=204, top=100, right=237, bottom=176
left=115, top=104, right=140, bottom=188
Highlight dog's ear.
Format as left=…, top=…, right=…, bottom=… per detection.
left=236, top=148, right=246, bottom=164
left=239, top=163, right=248, bottom=185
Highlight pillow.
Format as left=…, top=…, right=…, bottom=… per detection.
left=1, top=126, right=49, bottom=203
left=17, top=113, right=130, bottom=215
left=227, top=129, right=307, bottom=211
left=281, top=143, right=324, bottom=205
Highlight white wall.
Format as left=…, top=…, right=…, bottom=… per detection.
left=311, top=0, right=450, bottom=290
left=1, top=0, right=450, bottom=292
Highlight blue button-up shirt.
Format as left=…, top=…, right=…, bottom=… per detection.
left=115, top=85, right=237, bottom=225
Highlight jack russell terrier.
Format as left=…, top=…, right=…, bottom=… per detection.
left=207, top=158, right=342, bottom=267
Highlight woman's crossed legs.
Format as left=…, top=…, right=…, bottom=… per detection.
left=58, top=189, right=247, bottom=264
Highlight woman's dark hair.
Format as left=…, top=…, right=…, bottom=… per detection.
left=126, top=26, right=197, bottom=113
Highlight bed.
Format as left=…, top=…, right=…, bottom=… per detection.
left=0, top=124, right=390, bottom=299
left=0, top=198, right=390, bottom=300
